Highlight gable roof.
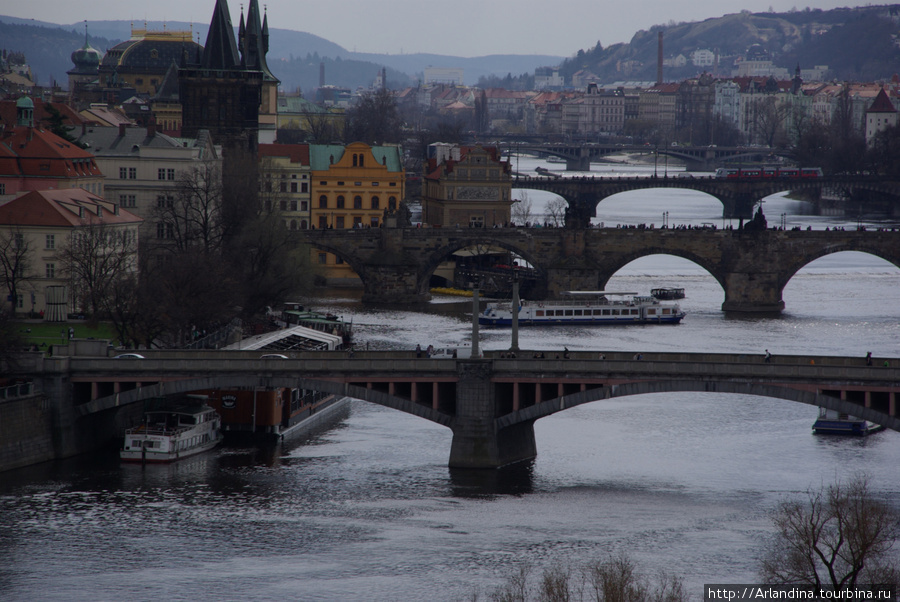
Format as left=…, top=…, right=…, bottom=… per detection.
left=0, top=188, right=142, bottom=228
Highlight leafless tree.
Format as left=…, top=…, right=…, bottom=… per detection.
left=511, top=193, right=533, bottom=226
left=0, top=226, right=33, bottom=315
left=55, top=219, right=138, bottom=320
left=545, top=198, right=568, bottom=227
left=157, top=160, right=226, bottom=253
left=759, top=476, right=900, bottom=591
left=344, top=88, right=402, bottom=145
left=750, top=96, right=791, bottom=147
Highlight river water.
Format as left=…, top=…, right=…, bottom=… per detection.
left=2, top=158, right=899, bottom=601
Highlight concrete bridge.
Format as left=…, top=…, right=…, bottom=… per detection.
left=512, top=174, right=900, bottom=223
left=300, top=227, right=900, bottom=311
left=512, top=143, right=781, bottom=171
left=19, top=349, right=900, bottom=469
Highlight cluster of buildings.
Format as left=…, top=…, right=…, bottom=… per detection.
left=396, top=70, right=898, bottom=147
left=2, top=0, right=899, bottom=317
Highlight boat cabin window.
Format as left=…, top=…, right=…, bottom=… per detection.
left=565, top=310, right=573, bottom=316
left=662, top=308, right=671, bottom=315
left=573, top=310, right=582, bottom=316
left=602, top=309, right=610, bottom=315
left=536, top=310, right=544, bottom=317
left=612, top=309, right=620, bottom=315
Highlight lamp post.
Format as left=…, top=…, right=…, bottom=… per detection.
left=511, top=273, right=520, bottom=353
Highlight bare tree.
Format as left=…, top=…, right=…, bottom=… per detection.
left=511, top=193, right=533, bottom=226
left=0, top=227, right=33, bottom=315
left=760, top=476, right=900, bottom=590
left=158, top=160, right=226, bottom=253
left=344, top=88, right=402, bottom=145
left=55, top=219, right=137, bottom=319
left=545, top=198, right=568, bottom=227
left=750, top=96, right=791, bottom=147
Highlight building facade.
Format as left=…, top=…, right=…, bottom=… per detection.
left=0, top=188, right=141, bottom=318
left=422, top=143, right=512, bottom=228
left=258, top=143, right=311, bottom=230
left=309, top=142, right=404, bottom=283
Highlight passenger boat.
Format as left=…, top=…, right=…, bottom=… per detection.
left=478, top=291, right=685, bottom=326
left=812, top=407, right=884, bottom=436
left=120, top=397, right=223, bottom=463
left=651, top=287, right=685, bottom=300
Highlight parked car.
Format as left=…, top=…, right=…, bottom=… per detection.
left=114, top=353, right=145, bottom=359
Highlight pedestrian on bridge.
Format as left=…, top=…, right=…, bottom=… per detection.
left=765, top=349, right=772, bottom=363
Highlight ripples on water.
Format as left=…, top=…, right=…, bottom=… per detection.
left=2, top=160, right=899, bottom=601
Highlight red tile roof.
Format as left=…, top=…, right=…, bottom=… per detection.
left=0, top=125, right=102, bottom=179
left=0, top=188, right=142, bottom=227
left=258, top=143, right=310, bottom=164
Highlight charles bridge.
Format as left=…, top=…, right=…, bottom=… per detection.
left=301, top=226, right=900, bottom=313
left=9, top=349, right=900, bottom=470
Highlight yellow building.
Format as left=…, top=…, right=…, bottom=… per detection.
left=310, top=142, right=404, bottom=284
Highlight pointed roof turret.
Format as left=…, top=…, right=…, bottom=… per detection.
left=867, top=88, right=896, bottom=113
left=201, top=0, right=240, bottom=70
left=240, top=0, right=278, bottom=82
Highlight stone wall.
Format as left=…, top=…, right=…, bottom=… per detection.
left=0, top=394, right=56, bottom=472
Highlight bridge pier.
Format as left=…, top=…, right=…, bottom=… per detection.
left=721, top=271, right=785, bottom=313
left=565, top=155, right=591, bottom=171
left=448, top=360, right=537, bottom=468
left=360, top=264, right=430, bottom=304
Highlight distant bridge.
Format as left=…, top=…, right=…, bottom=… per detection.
left=20, top=349, right=900, bottom=469
left=512, top=174, right=900, bottom=223
left=511, top=142, right=784, bottom=171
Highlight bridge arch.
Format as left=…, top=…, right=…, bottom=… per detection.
left=302, top=237, right=368, bottom=283
left=418, top=236, right=548, bottom=298
left=497, top=379, right=900, bottom=434
left=82, top=375, right=455, bottom=429
left=780, top=247, right=900, bottom=288
left=599, top=250, right=726, bottom=294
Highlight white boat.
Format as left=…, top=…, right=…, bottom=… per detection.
left=479, top=291, right=685, bottom=326
left=121, top=397, right=223, bottom=463
left=812, top=407, right=884, bottom=436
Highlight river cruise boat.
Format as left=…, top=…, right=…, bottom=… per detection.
left=478, top=291, right=685, bottom=326
left=812, top=407, right=884, bottom=436
left=121, top=397, right=223, bottom=463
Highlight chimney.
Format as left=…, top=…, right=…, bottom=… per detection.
left=657, top=32, right=663, bottom=85
left=147, top=121, right=156, bottom=137
left=118, top=123, right=126, bottom=137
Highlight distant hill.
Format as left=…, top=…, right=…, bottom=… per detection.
left=561, top=5, right=900, bottom=83
left=0, top=15, right=563, bottom=92
left=4, top=5, right=897, bottom=95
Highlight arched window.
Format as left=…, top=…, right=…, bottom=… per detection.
left=290, top=220, right=297, bottom=230
left=319, top=195, right=328, bottom=209
left=371, top=196, right=380, bottom=210
left=388, top=196, right=397, bottom=211
left=353, top=195, right=363, bottom=209
left=300, top=220, right=308, bottom=229
left=352, top=154, right=358, bottom=167
left=337, top=195, right=345, bottom=209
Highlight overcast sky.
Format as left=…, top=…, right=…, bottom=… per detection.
left=5, top=1, right=856, bottom=57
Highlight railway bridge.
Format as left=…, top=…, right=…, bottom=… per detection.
left=19, top=349, right=900, bottom=469
left=300, top=227, right=900, bottom=311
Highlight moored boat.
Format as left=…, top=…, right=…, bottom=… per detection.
left=651, top=287, right=685, bottom=300
left=121, top=397, right=223, bottom=463
left=479, top=291, right=685, bottom=326
left=812, top=407, right=884, bottom=436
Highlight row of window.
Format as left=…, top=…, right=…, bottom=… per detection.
left=533, top=307, right=674, bottom=317
left=318, top=195, right=397, bottom=210
left=118, top=167, right=176, bottom=180
left=319, top=181, right=398, bottom=187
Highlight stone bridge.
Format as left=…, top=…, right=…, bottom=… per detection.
left=512, top=174, right=900, bottom=223
left=20, top=350, right=900, bottom=469
left=300, top=227, right=900, bottom=312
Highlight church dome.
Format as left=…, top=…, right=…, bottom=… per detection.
left=71, top=41, right=102, bottom=74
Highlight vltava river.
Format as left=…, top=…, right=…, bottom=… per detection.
left=2, top=159, right=898, bottom=600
